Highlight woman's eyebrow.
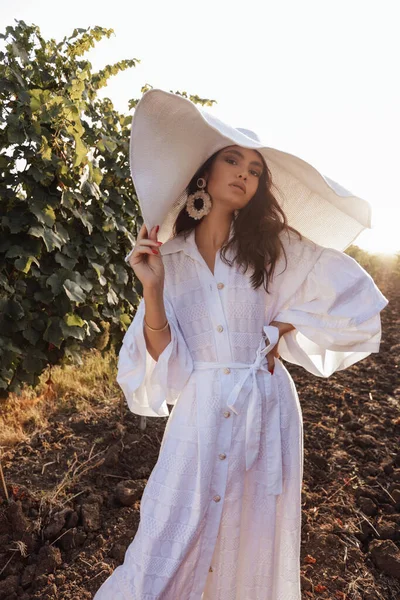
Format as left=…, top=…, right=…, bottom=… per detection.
left=222, top=148, right=263, bottom=169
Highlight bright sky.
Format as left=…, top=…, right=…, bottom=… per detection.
left=3, top=0, right=399, bottom=254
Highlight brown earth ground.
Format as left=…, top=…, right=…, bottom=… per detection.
left=0, top=271, right=399, bottom=600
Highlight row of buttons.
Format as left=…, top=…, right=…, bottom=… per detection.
left=212, top=450, right=227, bottom=503
left=210, top=293, right=229, bottom=578
left=209, top=407, right=232, bottom=575
left=211, top=411, right=230, bottom=500
left=216, top=282, right=225, bottom=333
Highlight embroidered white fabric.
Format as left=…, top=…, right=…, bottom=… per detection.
left=94, top=228, right=388, bottom=600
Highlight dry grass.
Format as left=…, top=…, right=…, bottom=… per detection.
left=0, top=347, right=121, bottom=448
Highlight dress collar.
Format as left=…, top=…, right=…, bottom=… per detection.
left=160, top=221, right=235, bottom=258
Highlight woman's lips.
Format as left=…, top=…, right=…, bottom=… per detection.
left=230, top=183, right=245, bottom=193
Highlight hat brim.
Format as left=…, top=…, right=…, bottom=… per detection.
left=130, top=88, right=372, bottom=250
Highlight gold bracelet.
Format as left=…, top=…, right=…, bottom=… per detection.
left=144, top=317, right=170, bottom=332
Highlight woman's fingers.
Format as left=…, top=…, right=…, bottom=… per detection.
left=137, top=223, right=157, bottom=241
left=136, top=223, right=148, bottom=242
left=135, top=239, right=161, bottom=249
left=130, top=225, right=162, bottom=262
left=130, top=247, right=154, bottom=260
left=266, top=347, right=280, bottom=374
left=148, top=224, right=159, bottom=242
left=129, top=246, right=158, bottom=266
left=136, top=224, right=160, bottom=245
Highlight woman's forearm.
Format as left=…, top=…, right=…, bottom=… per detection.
left=270, top=320, right=295, bottom=336
left=142, top=285, right=172, bottom=361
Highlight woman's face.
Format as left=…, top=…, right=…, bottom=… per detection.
left=204, top=145, right=264, bottom=211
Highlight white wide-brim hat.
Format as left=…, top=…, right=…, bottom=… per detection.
left=129, top=88, right=372, bottom=251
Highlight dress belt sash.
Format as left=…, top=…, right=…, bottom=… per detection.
left=192, top=325, right=282, bottom=495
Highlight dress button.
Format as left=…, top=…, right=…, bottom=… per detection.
left=213, top=495, right=221, bottom=502
left=216, top=325, right=224, bottom=333
left=218, top=453, right=227, bottom=460
left=223, top=411, right=231, bottom=418
left=209, top=566, right=214, bottom=572
left=217, top=282, right=224, bottom=289
left=223, top=367, right=231, bottom=374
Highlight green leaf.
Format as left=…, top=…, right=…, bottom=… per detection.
left=11, top=41, right=29, bottom=64
left=0, top=338, right=23, bottom=354
left=54, top=252, right=77, bottom=269
left=5, top=245, right=26, bottom=258
left=64, top=312, right=86, bottom=327
left=73, top=272, right=92, bottom=292
left=69, top=78, right=85, bottom=101
left=6, top=299, right=24, bottom=320
left=73, top=133, right=88, bottom=167
left=7, top=127, right=25, bottom=144
left=0, top=274, right=14, bottom=294
left=88, top=320, right=101, bottom=334
left=63, top=279, right=86, bottom=303
left=64, top=344, right=83, bottom=366
left=46, top=272, right=65, bottom=295
left=29, top=88, right=52, bottom=113
left=96, top=136, right=117, bottom=154
left=22, top=327, right=41, bottom=345
left=114, top=263, right=128, bottom=285
left=92, top=167, right=103, bottom=185
left=14, top=255, right=40, bottom=273
left=43, top=228, right=63, bottom=251
left=43, top=317, right=64, bottom=348
left=61, top=191, right=75, bottom=209
left=92, top=262, right=107, bottom=286
left=28, top=225, right=63, bottom=251
left=43, top=206, right=56, bottom=227
left=54, top=222, right=70, bottom=244
left=34, top=289, right=54, bottom=304
left=30, top=203, right=56, bottom=227
left=22, top=354, right=45, bottom=373
left=39, top=135, right=52, bottom=161
left=71, top=207, right=93, bottom=234
left=31, top=317, right=46, bottom=334
left=120, top=313, right=131, bottom=330
left=81, top=179, right=101, bottom=199
left=107, top=288, right=118, bottom=305
left=60, top=321, right=86, bottom=341
left=63, top=243, right=80, bottom=259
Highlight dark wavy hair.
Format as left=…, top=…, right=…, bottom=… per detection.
left=173, top=148, right=303, bottom=293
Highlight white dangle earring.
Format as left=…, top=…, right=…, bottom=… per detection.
left=185, top=177, right=212, bottom=220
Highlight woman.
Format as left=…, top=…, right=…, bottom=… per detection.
left=94, top=90, right=388, bottom=600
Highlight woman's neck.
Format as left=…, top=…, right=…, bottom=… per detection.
left=195, top=215, right=233, bottom=251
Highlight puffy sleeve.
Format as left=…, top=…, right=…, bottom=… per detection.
left=116, top=288, right=193, bottom=417
left=274, top=247, right=389, bottom=377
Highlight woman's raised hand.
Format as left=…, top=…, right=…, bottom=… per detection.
left=128, top=224, right=164, bottom=290
left=265, top=320, right=296, bottom=374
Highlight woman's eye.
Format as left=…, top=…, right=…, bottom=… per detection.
left=226, top=158, right=260, bottom=177
left=225, top=158, right=261, bottom=177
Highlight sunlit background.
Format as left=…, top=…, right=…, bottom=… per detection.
left=3, top=0, right=399, bottom=254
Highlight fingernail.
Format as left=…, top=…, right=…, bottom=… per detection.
left=156, top=225, right=160, bottom=233
left=157, top=241, right=163, bottom=246
left=151, top=249, right=159, bottom=254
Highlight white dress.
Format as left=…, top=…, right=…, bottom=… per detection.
left=94, top=228, right=388, bottom=600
